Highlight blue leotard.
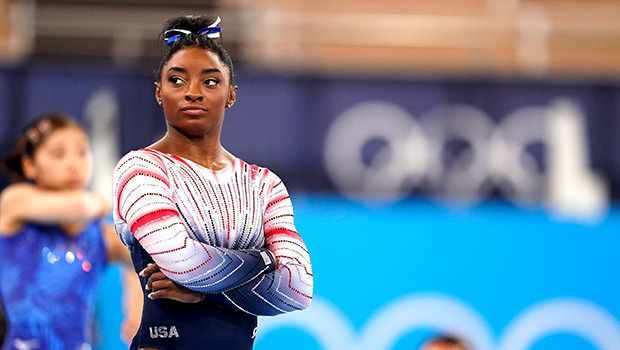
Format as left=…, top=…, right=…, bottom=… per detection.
left=0, top=222, right=107, bottom=350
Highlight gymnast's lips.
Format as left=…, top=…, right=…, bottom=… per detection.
left=181, top=105, right=207, bottom=115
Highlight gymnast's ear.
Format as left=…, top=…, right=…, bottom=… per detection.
left=225, top=85, right=238, bottom=109
left=155, top=82, right=162, bottom=106
left=21, top=156, right=37, bottom=181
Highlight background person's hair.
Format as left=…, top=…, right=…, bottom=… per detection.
left=421, top=334, right=471, bottom=350
left=1, top=113, right=82, bottom=183
left=155, top=15, right=235, bottom=85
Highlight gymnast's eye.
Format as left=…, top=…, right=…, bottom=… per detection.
left=204, top=78, right=219, bottom=86
left=168, top=76, right=184, bottom=85
left=48, top=148, right=66, bottom=160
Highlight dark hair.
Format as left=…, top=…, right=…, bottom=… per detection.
left=155, top=15, right=235, bottom=85
left=422, top=334, right=471, bottom=350
left=1, top=113, right=82, bottom=182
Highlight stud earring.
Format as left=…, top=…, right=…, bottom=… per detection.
left=157, top=100, right=163, bottom=106
left=225, top=101, right=234, bottom=108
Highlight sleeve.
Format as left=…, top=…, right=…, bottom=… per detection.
left=112, top=151, right=276, bottom=294
left=215, top=172, right=314, bottom=316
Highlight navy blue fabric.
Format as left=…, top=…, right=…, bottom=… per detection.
left=129, top=244, right=258, bottom=350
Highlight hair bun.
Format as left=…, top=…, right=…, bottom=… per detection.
left=163, top=17, right=221, bottom=46
left=161, top=15, right=221, bottom=40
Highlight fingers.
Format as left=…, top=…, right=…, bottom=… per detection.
left=139, top=263, right=160, bottom=277
left=148, top=289, right=204, bottom=303
left=147, top=286, right=182, bottom=301
left=146, top=272, right=168, bottom=291
left=138, top=265, right=206, bottom=303
left=147, top=290, right=165, bottom=300
left=146, top=279, right=174, bottom=299
left=150, top=278, right=171, bottom=291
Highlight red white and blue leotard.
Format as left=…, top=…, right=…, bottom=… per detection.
left=113, top=149, right=313, bottom=350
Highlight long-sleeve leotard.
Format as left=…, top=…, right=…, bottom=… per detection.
left=113, top=149, right=313, bottom=315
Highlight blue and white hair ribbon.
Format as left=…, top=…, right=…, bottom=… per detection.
left=164, top=29, right=192, bottom=46
left=164, top=16, right=222, bottom=46
left=197, top=16, right=221, bottom=39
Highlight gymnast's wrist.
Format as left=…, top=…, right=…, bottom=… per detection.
left=257, top=248, right=277, bottom=272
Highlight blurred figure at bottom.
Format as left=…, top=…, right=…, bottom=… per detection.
left=419, top=334, right=471, bottom=350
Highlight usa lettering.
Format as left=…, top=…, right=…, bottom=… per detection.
left=149, top=326, right=179, bottom=339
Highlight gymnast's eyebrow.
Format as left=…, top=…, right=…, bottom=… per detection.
left=167, top=67, right=223, bottom=75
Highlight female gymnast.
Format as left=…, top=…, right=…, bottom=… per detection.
left=112, top=14, right=313, bottom=350
left=0, top=113, right=142, bottom=350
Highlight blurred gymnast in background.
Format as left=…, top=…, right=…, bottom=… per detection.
left=112, top=14, right=314, bottom=350
left=419, top=334, right=472, bottom=350
left=0, top=113, right=142, bottom=350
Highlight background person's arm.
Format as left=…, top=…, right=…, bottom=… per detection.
left=0, top=182, right=109, bottom=236
left=102, top=224, right=143, bottom=345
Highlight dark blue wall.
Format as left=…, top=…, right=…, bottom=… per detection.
left=1, top=63, right=620, bottom=202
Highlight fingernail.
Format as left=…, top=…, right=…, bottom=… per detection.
left=148, top=293, right=153, bottom=299
left=139, top=270, right=145, bottom=277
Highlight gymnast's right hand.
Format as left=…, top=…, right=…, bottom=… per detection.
left=140, top=263, right=206, bottom=303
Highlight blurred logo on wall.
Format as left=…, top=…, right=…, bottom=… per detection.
left=258, top=294, right=620, bottom=350
left=324, top=98, right=608, bottom=221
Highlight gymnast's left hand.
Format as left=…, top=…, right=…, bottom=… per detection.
left=140, top=263, right=206, bottom=303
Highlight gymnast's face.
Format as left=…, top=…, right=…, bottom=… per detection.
left=22, top=126, right=92, bottom=190
left=155, top=46, right=237, bottom=139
